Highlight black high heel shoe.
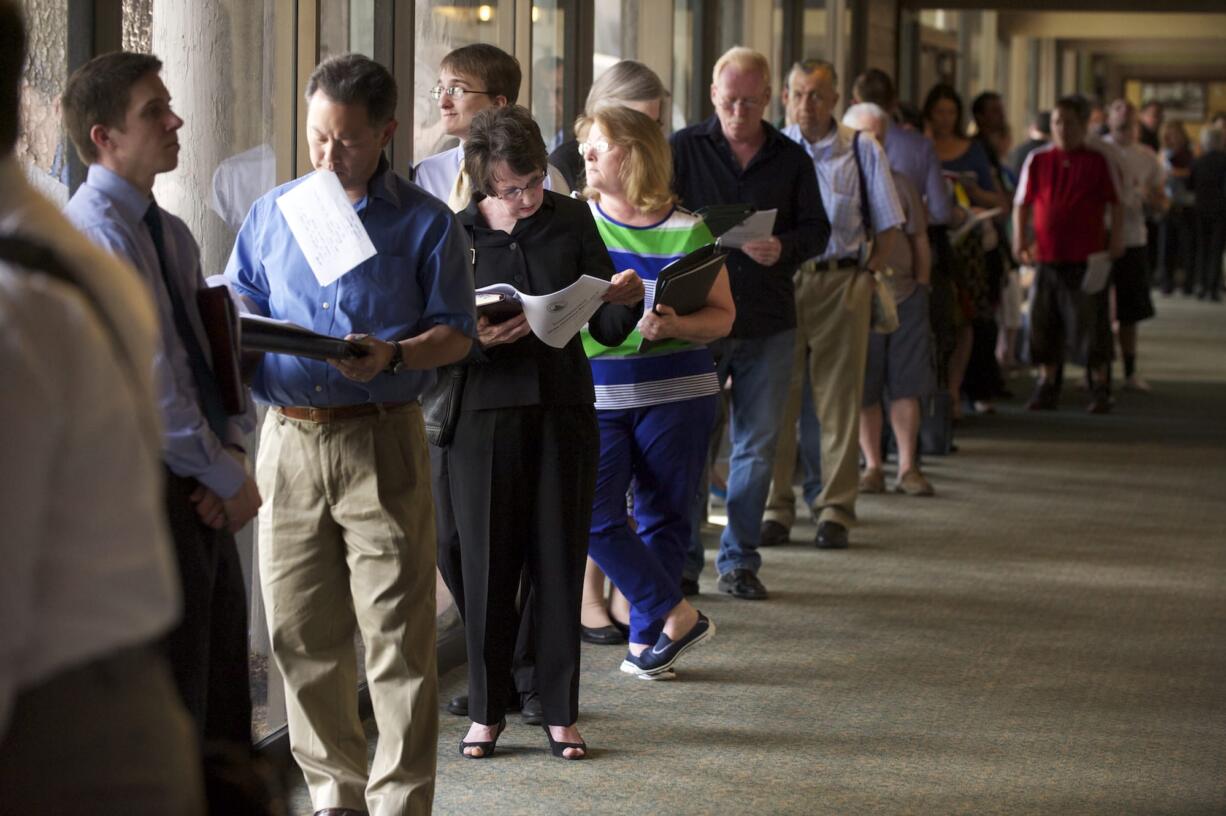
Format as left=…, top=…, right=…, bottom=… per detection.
left=460, top=718, right=506, bottom=759
left=542, top=724, right=587, bottom=760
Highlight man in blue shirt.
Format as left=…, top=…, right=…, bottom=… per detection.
left=225, top=54, right=473, bottom=816
left=671, top=46, right=829, bottom=601
left=61, top=50, right=260, bottom=750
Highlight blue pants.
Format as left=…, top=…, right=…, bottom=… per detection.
left=685, top=330, right=796, bottom=578
left=588, top=395, right=718, bottom=646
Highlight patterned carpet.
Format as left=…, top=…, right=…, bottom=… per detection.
left=294, top=295, right=1226, bottom=815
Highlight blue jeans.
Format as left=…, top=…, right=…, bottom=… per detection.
left=797, top=362, right=824, bottom=509
left=686, top=329, right=796, bottom=577
left=588, top=396, right=718, bottom=645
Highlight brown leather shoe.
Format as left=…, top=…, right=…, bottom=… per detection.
left=895, top=469, right=934, bottom=496
left=859, top=467, right=885, bottom=494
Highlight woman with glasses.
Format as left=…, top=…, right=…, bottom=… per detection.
left=439, top=105, right=643, bottom=760
left=578, top=106, right=734, bottom=679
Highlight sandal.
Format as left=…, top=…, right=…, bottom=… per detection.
left=542, top=724, right=586, bottom=760
left=460, top=718, right=506, bottom=759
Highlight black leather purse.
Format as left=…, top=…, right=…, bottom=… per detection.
left=421, top=363, right=467, bottom=446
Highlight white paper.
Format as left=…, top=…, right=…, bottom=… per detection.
left=716, top=209, right=778, bottom=249
left=275, top=170, right=377, bottom=287
left=949, top=206, right=1003, bottom=244
left=476, top=275, right=611, bottom=349
left=1082, top=251, right=1112, bottom=294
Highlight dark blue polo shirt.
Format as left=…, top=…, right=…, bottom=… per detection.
left=670, top=116, right=829, bottom=338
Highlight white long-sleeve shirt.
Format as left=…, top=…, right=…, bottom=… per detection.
left=0, top=158, right=179, bottom=736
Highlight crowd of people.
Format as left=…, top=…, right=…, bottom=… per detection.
left=3, top=0, right=1225, bottom=810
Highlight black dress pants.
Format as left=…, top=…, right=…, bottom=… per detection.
left=163, top=470, right=252, bottom=746
left=444, top=404, right=598, bottom=727
left=431, top=444, right=536, bottom=699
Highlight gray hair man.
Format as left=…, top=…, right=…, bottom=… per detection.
left=761, top=60, right=905, bottom=551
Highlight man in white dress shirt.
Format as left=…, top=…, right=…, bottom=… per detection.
left=413, top=43, right=566, bottom=210
left=0, top=3, right=202, bottom=810
left=761, top=59, right=904, bottom=550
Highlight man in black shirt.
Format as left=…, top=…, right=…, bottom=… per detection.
left=672, top=46, right=829, bottom=601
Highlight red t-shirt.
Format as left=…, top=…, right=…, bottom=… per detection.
left=1017, top=144, right=1117, bottom=263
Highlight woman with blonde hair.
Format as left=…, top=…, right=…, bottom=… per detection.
left=578, top=105, right=735, bottom=678
left=549, top=59, right=669, bottom=192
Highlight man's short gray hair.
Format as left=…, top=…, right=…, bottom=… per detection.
left=843, top=102, right=889, bottom=131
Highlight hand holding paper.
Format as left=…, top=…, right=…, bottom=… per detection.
left=717, top=208, right=777, bottom=249
left=475, top=275, right=612, bottom=349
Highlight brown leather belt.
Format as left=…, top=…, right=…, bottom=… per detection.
left=277, top=401, right=412, bottom=423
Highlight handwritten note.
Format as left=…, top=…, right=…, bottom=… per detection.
left=276, top=170, right=377, bottom=287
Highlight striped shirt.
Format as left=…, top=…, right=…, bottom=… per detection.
left=582, top=202, right=721, bottom=410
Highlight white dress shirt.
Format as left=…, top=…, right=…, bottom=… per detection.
left=784, top=121, right=905, bottom=263
left=0, top=158, right=180, bottom=736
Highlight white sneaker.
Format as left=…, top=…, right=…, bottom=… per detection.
left=1124, top=374, right=1152, bottom=393
left=619, top=662, right=677, bottom=681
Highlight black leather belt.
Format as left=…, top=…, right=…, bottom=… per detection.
left=801, top=256, right=861, bottom=272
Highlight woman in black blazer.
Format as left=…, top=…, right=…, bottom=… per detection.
left=440, top=105, right=643, bottom=760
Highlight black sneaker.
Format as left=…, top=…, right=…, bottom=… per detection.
left=716, top=568, right=768, bottom=600
left=759, top=520, right=790, bottom=547
left=618, top=612, right=714, bottom=677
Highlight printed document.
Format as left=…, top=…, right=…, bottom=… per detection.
left=276, top=170, right=377, bottom=287
left=476, top=275, right=611, bottom=349
left=716, top=209, right=777, bottom=249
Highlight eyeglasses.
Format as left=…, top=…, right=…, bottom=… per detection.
left=493, top=172, right=546, bottom=201
left=429, top=85, right=493, bottom=101
left=715, top=95, right=765, bottom=112
left=578, top=139, right=613, bottom=156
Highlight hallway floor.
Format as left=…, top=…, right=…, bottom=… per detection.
left=299, top=294, right=1226, bottom=815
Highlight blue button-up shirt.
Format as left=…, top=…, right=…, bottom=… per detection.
left=224, top=159, right=475, bottom=407
left=784, top=122, right=905, bottom=263
left=884, top=123, right=952, bottom=226
left=63, top=164, right=254, bottom=499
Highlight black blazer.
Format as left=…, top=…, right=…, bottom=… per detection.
left=457, top=191, right=641, bottom=410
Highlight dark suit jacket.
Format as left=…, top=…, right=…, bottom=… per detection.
left=456, top=191, right=641, bottom=410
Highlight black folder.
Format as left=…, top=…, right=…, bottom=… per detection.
left=239, top=314, right=369, bottom=361
left=695, top=204, right=755, bottom=238
left=638, top=244, right=727, bottom=353
left=197, top=285, right=246, bottom=414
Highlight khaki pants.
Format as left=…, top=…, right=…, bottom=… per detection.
left=764, top=267, right=873, bottom=529
left=257, top=403, right=438, bottom=816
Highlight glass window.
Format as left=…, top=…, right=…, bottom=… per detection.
left=672, top=0, right=698, bottom=126
left=532, top=0, right=569, bottom=153
left=414, top=0, right=509, bottom=163
left=802, top=0, right=829, bottom=63
left=320, top=0, right=378, bottom=61
left=593, top=0, right=634, bottom=81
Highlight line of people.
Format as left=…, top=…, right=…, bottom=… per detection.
left=4, top=0, right=1221, bottom=808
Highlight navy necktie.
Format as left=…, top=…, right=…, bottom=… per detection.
left=143, top=201, right=230, bottom=439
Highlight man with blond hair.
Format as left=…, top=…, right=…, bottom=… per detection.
left=672, top=46, right=829, bottom=600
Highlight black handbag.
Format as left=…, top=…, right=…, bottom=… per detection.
left=421, top=364, right=466, bottom=446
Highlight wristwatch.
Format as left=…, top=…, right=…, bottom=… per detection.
left=383, top=339, right=405, bottom=375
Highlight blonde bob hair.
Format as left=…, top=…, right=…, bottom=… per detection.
left=576, top=106, right=676, bottom=215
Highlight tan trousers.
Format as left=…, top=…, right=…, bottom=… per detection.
left=257, top=403, right=438, bottom=816
left=764, top=267, right=873, bottom=529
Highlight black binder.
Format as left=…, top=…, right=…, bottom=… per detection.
left=638, top=244, right=727, bottom=353
left=239, top=314, right=369, bottom=361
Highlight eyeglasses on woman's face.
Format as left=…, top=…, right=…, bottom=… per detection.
left=578, top=139, right=613, bottom=156
left=493, top=171, right=547, bottom=201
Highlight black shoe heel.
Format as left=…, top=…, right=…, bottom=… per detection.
left=460, top=718, right=506, bottom=759
left=542, top=725, right=587, bottom=760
